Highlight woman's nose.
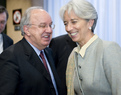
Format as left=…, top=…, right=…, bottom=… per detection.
left=66, top=23, right=73, bottom=32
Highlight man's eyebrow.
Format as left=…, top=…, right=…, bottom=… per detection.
left=39, top=23, right=46, bottom=24
left=39, top=22, right=53, bottom=24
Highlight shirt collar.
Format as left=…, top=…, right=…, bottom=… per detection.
left=0, top=33, right=2, bottom=39
left=26, top=40, right=42, bottom=56
left=75, top=34, right=98, bottom=57
left=0, top=34, right=3, bottom=44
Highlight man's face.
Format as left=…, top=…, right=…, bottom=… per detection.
left=0, top=12, right=7, bottom=34
left=24, top=9, right=53, bottom=50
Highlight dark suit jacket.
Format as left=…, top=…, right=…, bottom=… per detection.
left=49, top=34, right=77, bottom=89
left=2, top=33, right=13, bottom=50
left=0, top=38, right=66, bottom=95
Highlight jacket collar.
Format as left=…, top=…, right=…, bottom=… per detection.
left=21, top=38, right=52, bottom=81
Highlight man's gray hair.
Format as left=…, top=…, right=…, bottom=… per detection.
left=20, top=6, right=42, bottom=36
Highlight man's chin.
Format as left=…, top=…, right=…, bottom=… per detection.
left=43, top=42, right=50, bottom=46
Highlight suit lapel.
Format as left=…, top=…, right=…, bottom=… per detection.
left=21, top=38, right=52, bottom=82
left=29, top=53, right=52, bottom=81
left=44, top=48, right=56, bottom=73
left=44, top=48, right=62, bottom=87
left=2, top=33, right=7, bottom=50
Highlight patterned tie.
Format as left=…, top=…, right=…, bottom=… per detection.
left=40, top=51, right=49, bottom=72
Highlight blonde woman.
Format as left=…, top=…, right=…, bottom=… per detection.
left=60, top=0, right=121, bottom=95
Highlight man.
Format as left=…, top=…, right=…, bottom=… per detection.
left=0, top=5, right=13, bottom=54
left=49, top=34, right=77, bottom=90
left=0, top=6, right=66, bottom=95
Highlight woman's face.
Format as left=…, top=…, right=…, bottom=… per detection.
left=63, top=10, right=93, bottom=46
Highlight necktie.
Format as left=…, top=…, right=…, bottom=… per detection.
left=40, top=51, right=49, bottom=72
left=40, top=51, right=58, bottom=95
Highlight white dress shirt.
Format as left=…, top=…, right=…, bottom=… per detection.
left=0, top=34, right=3, bottom=54
left=27, top=40, right=58, bottom=95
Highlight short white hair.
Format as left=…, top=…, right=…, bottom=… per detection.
left=60, top=0, right=98, bottom=32
left=20, top=6, right=43, bottom=36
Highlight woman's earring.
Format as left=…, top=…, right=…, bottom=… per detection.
left=89, top=27, right=92, bottom=30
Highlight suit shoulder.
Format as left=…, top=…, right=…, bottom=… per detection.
left=2, top=33, right=13, bottom=42
left=102, top=40, right=120, bottom=49
left=52, top=34, right=69, bottom=41
left=45, top=47, right=52, bottom=53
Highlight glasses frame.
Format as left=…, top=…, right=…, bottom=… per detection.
left=27, top=23, right=55, bottom=30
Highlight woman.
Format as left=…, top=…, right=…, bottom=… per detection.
left=59, top=0, right=121, bottom=95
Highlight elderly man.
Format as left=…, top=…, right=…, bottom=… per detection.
left=0, top=6, right=66, bottom=95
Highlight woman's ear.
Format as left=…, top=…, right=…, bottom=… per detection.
left=88, top=19, right=94, bottom=30
left=89, top=19, right=94, bottom=27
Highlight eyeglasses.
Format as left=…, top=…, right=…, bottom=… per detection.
left=28, top=23, right=55, bottom=30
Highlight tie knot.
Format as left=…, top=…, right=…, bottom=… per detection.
left=39, top=51, right=49, bottom=72
left=40, top=51, right=44, bottom=58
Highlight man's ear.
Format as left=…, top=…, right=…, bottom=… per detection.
left=23, top=25, right=30, bottom=36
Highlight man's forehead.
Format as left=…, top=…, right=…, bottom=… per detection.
left=31, top=9, right=47, bottom=14
left=31, top=9, right=51, bottom=20
left=0, top=12, right=6, bottom=20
